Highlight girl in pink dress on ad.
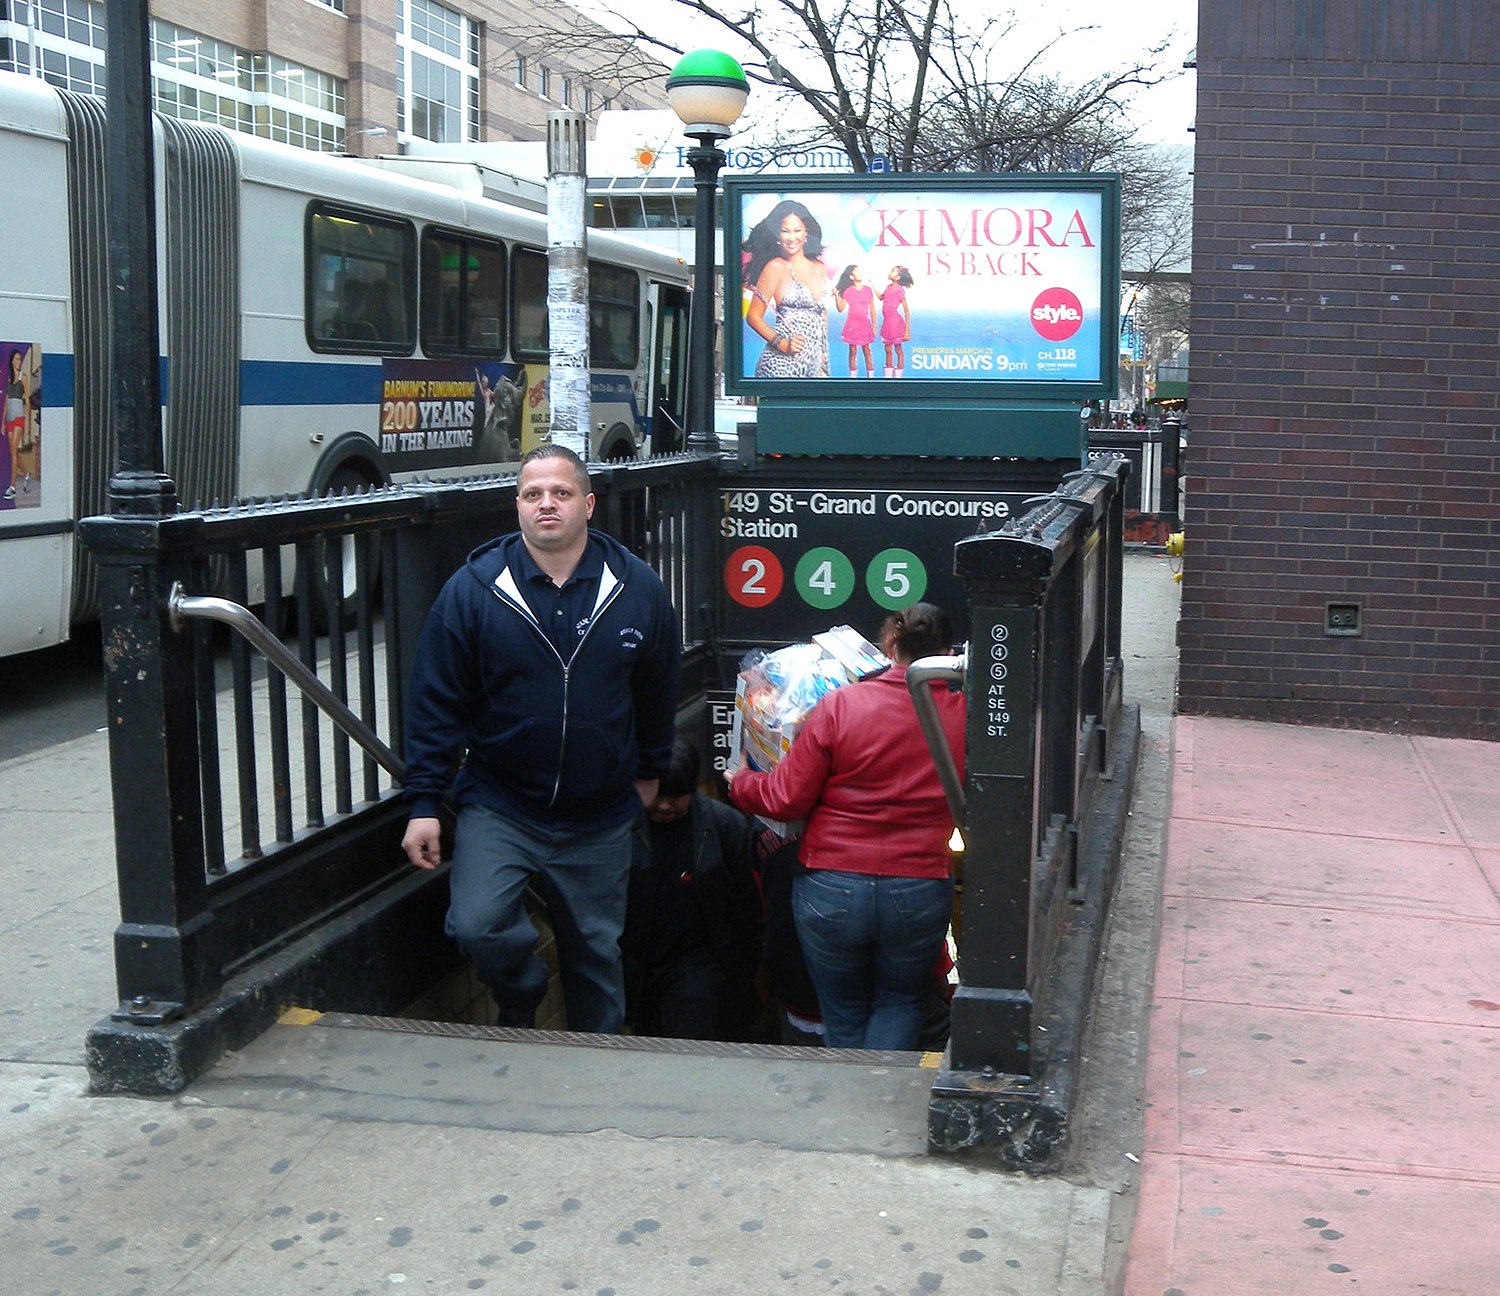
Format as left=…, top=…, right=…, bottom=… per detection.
left=833, top=264, right=878, bottom=378
left=878, top=265, right=914, bottom=377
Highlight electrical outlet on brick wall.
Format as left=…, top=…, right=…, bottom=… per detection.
left=1325, top=602, right=1362, bottom=636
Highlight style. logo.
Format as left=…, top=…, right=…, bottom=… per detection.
left=1031, top=287, right=1084, bottom=341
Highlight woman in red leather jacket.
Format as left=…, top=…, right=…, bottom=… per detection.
left=725, top=603, right=965, bottom=1050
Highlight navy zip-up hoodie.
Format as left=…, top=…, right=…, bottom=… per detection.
left=403, top=530, right=681, bottom=833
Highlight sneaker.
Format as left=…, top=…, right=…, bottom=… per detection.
left=2, top=486, right=14, bottom=500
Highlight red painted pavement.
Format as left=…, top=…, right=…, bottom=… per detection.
left=1124, top=717, right=1500, bottom=1295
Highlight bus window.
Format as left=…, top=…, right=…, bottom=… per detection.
left=589, top=262, right=640, bottom=369
left=650, top=282, right=691, bottom=455
left=511, top=246, right=549, bottom=360
left=306, top=204, right=416, bottom=354
left=421, top=229, right=506, bottom=357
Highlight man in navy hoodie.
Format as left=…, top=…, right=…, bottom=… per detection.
left=402, top=444, right=680, bottom=1033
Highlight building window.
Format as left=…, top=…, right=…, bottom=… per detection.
left=514, top=54, right=525, bottom=87
left=36, top=0, right=107, bottom=55
left=467, top=19, right=479, bottom=138
left=583, top=86, right=593, bottom=114
left=538, top=65, right=550, bottom=99
left=0, top=2, right=347, bottom=148
left=0, top=0, right=107, bottom=94
left=152, top=20, right=345, bottom=151
left=398, top=0, right=479, bottom=145
left=561, top=77, right=571, bottom=108
left=408, top=52, right=461, bottom=140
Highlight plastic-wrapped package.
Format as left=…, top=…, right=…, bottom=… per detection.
left=730, top=627, right=891, bottom=775
left=734, top=643, right=843, bottom=772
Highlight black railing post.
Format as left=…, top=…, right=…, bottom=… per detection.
left=81, top=514, right=218, bottom=1024
left=687, top=464, right=721, bottom=648
left=927, top=460, right=1139, bottom=1168
left=944, top=533, right=1056, bottom=1077
left=85, top=3, right=204, bottom=1027
left=1159, top=415, right=1182, bottom=534
left=1044, top=550, right=1081, bottom=842
left=1100, top=457, right=1128, bottom=748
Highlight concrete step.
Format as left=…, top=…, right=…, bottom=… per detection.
left=197, top=1010, right=944, bottom=1158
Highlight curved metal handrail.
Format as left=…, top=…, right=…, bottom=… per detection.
left=906, top=649, right=967, bottom=824
left=167, top=582, right=406, bottom=782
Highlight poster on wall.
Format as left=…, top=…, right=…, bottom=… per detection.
left=1, top=341, right=40, bottom=510
left=723, top=174, right=1119, bottom=399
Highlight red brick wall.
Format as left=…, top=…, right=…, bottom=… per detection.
left=1178, top=0, right=1500, bottom=739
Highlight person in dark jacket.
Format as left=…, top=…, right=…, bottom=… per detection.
left=623, top=739, right=763, bottom=1041
left=402, top=444, right=680, bottom=1034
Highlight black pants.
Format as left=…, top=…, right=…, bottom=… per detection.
left=635, top=950, right=725, bottom=1040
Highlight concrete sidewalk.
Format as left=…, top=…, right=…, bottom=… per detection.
left=1124, top=718, right=1500, bottom=1294
left=3, top=1040, right=1111, bottom=1294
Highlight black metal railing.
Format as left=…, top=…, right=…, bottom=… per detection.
left=902, top=455, right=1134, bottom=1169
left=80, top=456, right=720, bottom=1051
left=81, top=447, right=1133, bottom=1134
left=940, top=457, right=1127, bottom=1079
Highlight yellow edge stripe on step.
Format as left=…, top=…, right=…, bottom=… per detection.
left=279, top=1007, right=325, bottom=1026
left=919, top=1051, right=942, bottom=1069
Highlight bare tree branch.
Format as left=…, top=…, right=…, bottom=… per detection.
left=496, top=0, right=1186, bottom=201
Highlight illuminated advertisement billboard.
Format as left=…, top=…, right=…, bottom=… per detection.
left=723, top=174, right=1119, bottom=401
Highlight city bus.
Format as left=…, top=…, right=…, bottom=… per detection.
left=0, top=71, right=693, bottom=658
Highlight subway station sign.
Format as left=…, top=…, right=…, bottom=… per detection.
left=718, top=482, right=1031, bottom=643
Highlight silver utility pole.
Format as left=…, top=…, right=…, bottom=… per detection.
left=546, top=112, right=589, bottom=459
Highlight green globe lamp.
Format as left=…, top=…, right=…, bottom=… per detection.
left=666, top=51, right=749, bottom=452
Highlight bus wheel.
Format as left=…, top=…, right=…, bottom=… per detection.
left=600, top=426, right=639, bottom=462
left=304, top=463, right=382, bottom=633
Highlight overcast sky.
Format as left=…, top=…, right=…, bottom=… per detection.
left=578, top=0, right=1199, bottom=147
left=1025, top=0, right=1199, bottom=144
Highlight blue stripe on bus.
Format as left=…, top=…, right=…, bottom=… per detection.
left=35, top=355, right=382, bottom=409
left=39, top=353, right=73, bottom=408
left=241, top=360, right=384, bottom=405
left=35, top=355, right=171, bottom=408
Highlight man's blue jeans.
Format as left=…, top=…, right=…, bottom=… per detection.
left=791, top=869, right=953, bottom=1050
left=446, top=806, right=633, bottom=1033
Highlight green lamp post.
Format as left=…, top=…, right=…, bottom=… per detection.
left=666, top=50, right=749, bottom=453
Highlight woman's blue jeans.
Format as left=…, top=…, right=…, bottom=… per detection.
left=791, top=869, right=953, bottom=1050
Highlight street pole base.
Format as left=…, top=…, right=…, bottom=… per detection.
left=927, top=1065, right=1067, bottom=1172
left=85, top=867, right=451, bottom=1096
left=927, top=703, right=1142, bottom=1173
